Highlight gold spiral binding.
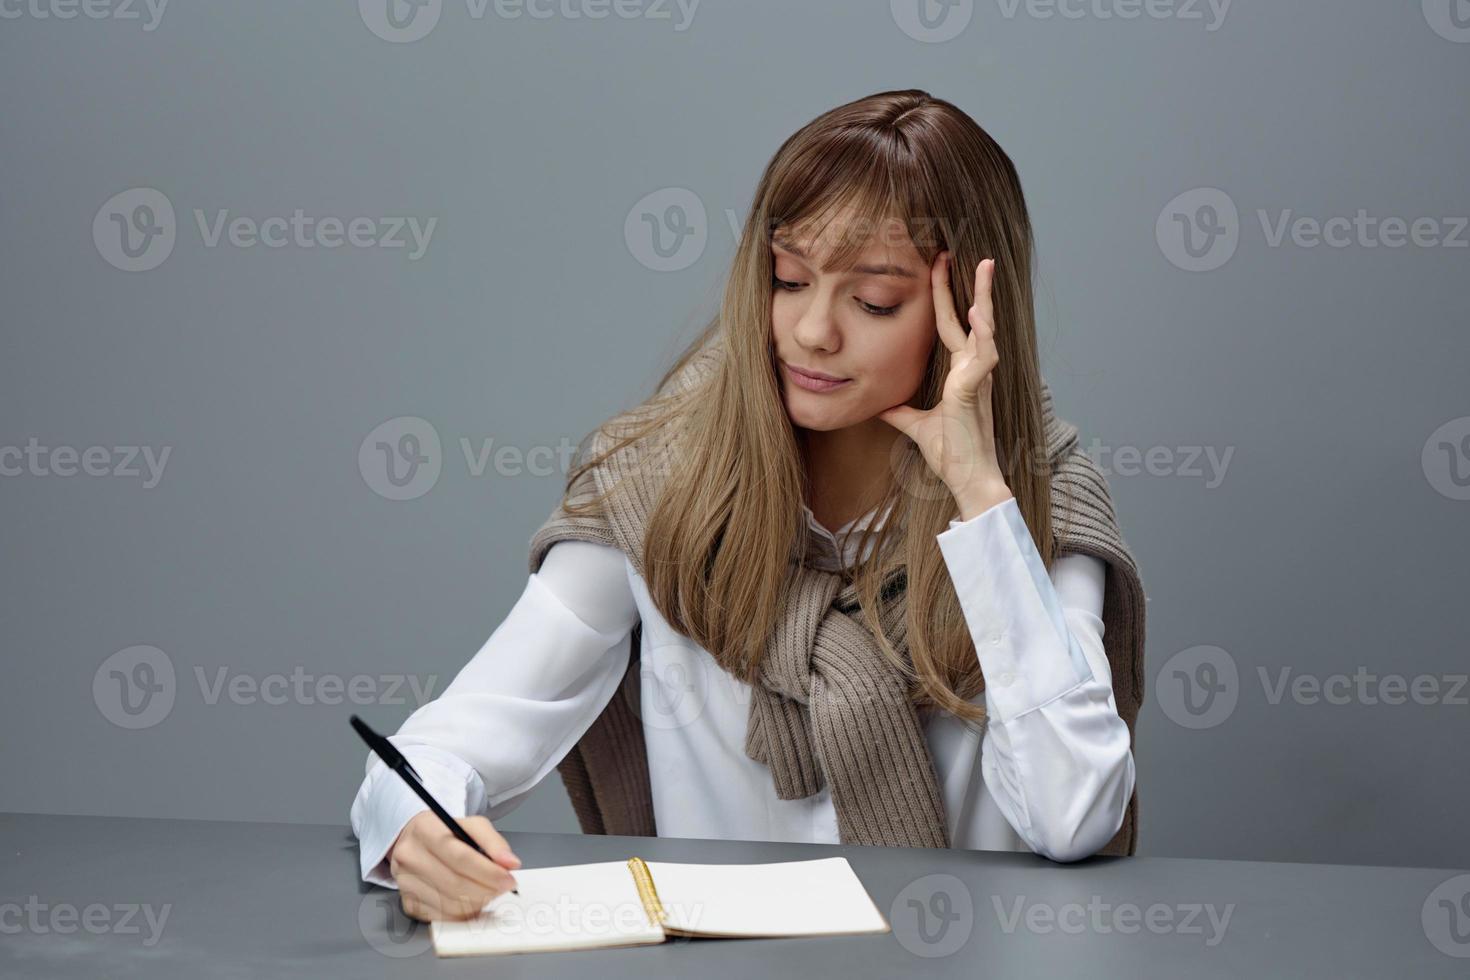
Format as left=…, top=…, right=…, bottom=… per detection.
left=626, top=856, right=667, bottom=926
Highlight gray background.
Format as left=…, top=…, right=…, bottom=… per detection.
left=1, top=1, right=1466, bottom=871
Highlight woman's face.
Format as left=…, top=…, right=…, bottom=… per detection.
left=770, top=209, right=938, bottom=432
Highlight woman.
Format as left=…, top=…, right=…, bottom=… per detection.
left=350, top=88, right=1146, bottom=924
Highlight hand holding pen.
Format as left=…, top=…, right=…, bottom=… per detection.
left=351, top=715, right=521, bottom=920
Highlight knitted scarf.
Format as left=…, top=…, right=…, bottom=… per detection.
left=527, top=343, right=1147, bottom=856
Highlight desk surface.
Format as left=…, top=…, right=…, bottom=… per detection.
left=2, top=812, right=1467, bottom=978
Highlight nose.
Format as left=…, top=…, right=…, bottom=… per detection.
left=790, top=290, right=841, bottom=354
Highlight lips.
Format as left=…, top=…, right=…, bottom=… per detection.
left=783, top=362, right=853, bottom=393
left=787, top=364, right=848, bottom=382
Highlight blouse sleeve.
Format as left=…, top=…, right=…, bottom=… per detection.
left=348, top=538, right=639, bottom=888
left=935, top=496, right=1134, bottom=862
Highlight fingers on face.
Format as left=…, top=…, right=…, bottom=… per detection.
left=931, top=251, right=968, bottom=353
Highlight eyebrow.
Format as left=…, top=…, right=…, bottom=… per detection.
left=772, top=240, right=920, bottom=280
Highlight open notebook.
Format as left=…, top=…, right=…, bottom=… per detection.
left=428, top=855, right=890, bottom=957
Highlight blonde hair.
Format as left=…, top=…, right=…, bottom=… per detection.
left=560, top=89, right=1054, bottom=723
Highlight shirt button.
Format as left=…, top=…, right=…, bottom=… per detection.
left=995, top=671, right=1016, bottom=686
left=988, top=632, right=1003, bottom=646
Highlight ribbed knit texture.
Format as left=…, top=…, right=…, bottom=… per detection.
left=528, top=341, right=1147, bottom=856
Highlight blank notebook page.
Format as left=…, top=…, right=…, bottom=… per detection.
left=430, top=860, right=664, bottom=956
left=647, top=856, right=889, bottom=937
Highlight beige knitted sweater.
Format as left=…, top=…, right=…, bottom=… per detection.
left=527, top=344, right=1147, bottom=856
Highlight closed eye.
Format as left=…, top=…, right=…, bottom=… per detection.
left=772, top=276, right=901, bottom=317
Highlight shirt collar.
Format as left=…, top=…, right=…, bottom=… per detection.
left=799, top=499, right=896, bottom=571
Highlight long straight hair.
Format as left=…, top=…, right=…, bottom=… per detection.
left=560, top=89, right=1053, bottom=723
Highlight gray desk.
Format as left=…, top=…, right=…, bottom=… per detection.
left=2, top=812, right=1467, bottom=978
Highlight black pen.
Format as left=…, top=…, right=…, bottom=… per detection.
left=350, top=714, right=519, bottom=895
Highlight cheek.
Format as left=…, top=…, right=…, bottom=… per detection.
left=770, top=294, right=798, bottom=346
left=861, top=318, right=934, bottom=398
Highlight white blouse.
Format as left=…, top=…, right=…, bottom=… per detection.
left=350, top=496, right=1135, bottom=888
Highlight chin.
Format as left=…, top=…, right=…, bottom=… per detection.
left=789, top=413, right=847, bottom=432
left=782, top=389, right=859, bottom=431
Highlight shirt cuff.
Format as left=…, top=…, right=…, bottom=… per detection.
left=936, top=496, right=1095, bottom=724
left=349, top=745, right=485, bottom=889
